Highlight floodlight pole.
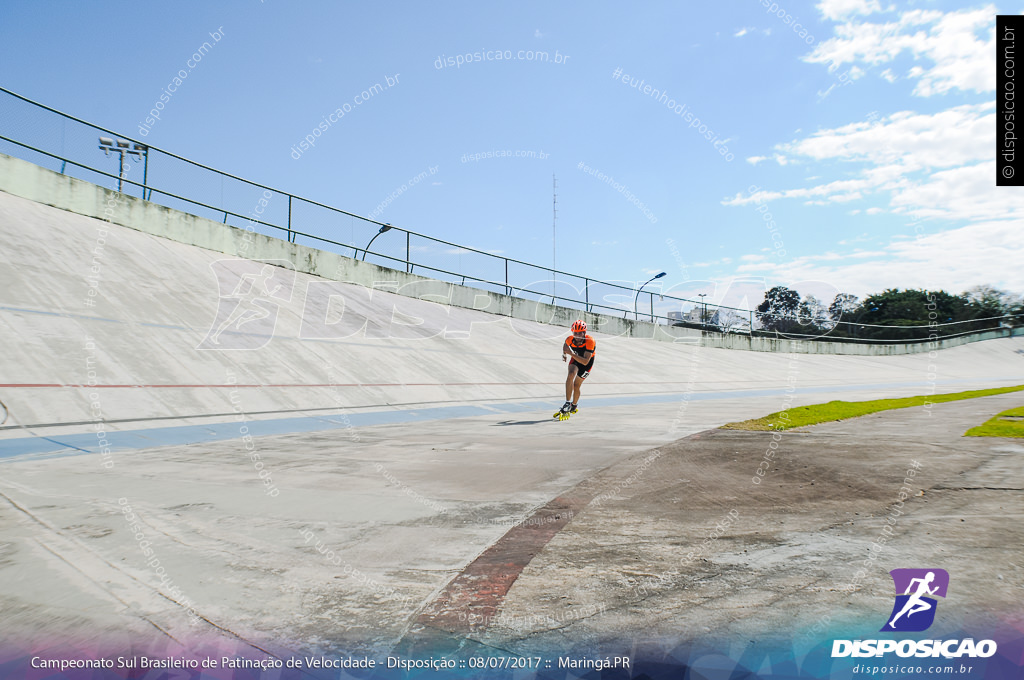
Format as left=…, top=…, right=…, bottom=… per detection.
left=117, top=151, right=125, bottom=192
left=142, top=149, right=149, bottom=199
left=635, top=272, right=666, bottom=321
left=362, top=224, right=392, bottom=261
left=98, top=137, right=147, bottom=195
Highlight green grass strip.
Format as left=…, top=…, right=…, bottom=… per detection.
left=720, top=384, right=1024, bottom=431
left=964, top=404, right=1024, bottom=438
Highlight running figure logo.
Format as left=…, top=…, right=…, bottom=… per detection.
left=881, top=568, right=949, bottom=632
left=197, top=259, right=296, bottom=350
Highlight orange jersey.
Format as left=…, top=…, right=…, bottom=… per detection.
left=565, top=334, right=597, bottom=359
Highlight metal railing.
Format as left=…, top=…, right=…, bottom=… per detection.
left=0, top=86, right=1016, bottom=343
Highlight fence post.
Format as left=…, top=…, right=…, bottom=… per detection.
left=406, top=231, right=410, bottom=273
left=749, top=310, right=754, bottom=337
left=650, top=293, right=654, bottom=323
left=287, top=195, right=293, bottom=243
left=505, top=259, right=509, bottom=296
left=585, top=278, right=589, bottom=312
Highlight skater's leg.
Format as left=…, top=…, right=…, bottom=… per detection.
left=565, top=364, right=579, bottom=401
left=572, top=375, right=584, bottom=405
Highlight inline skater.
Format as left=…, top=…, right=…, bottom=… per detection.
left=555, top=320, right=596, bottom=419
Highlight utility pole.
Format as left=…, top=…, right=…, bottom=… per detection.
left=552, top=173, right=557, bottom=303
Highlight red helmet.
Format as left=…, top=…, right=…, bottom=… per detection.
left=571, top=319, right=586, bottom=333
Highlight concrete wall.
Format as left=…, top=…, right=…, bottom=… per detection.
left=694, top=327, right=1023, bottom=355
left=0, top=152, right=1007, bottom=356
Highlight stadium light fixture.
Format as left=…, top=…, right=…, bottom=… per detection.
left=362, top=224, right=393, bottom=261
left=635, top=271, right=667, bottom=321
left=97, top=136, right=148, bottom=195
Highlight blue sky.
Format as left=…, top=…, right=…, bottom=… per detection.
left=1, top=0, right=1020, bottom=311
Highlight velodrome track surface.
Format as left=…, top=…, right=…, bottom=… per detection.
left=1, top=189, right=1023, bottom=659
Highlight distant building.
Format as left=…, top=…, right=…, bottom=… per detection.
left=667, top=308, right=720, bottom=327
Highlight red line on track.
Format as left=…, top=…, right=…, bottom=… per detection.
left=0, top=382, right=552, bottom=388
left=0, top=381, right=706, bottom=389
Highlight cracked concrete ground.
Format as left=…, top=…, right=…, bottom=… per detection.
left=465, top=392, right=1024, bottom=658
left=5, top=389, right=1021, bottom=661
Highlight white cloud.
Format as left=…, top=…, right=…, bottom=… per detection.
left=733, top=219, right=1024, bottom=297
left=746, top=155, right=768, bottom=165
left=838, top=233, right=872, bottom=244
left=726, top=103, right=993, bottom=214
left=723, top=97, right=1023, bottom=294
left=889, top=161, right=1024, bottom=222
left=734, top=26, right=771, bottom=38
left=692, top=258, right=735, bottom=268
left=780, top=102, right=992, bottom=171
left=724, top=103, right=1006, bottom=219
left=724, top=176, right=884, bottom=207
left=805, top=6, right=995, bottom=96
left=816, top=0, right=883, bottom=21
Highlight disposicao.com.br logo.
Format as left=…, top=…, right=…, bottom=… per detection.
left=831, top=569, right=997, bottom=659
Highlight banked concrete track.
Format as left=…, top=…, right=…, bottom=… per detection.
left=1, top=180, right=1022, bottom=658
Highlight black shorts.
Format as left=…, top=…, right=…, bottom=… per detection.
left=570, top=357, right=595, bottom=379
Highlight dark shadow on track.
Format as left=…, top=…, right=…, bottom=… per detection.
left=492, top=419, right=554, bottom=426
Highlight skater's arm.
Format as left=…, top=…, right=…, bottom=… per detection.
left=568, top=346, right=592, bottom=363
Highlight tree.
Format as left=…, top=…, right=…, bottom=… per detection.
left=716, top=308, right=749, bottom=334
left=963, top=286, right=1016, bottom=324
left=1010, top=296, right=1024, bottom=325
left=798, top=295, right=833, bottom=334
left=855, top=289, right=977, bottom=339
left=756, top=286, right=800, bottom=333
left=829, top=293, right=860, bottom=321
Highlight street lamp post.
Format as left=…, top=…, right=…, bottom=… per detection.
left=98, top=137, right=147, bottom=195
left=635, top=272, right=666, bottom=321
left=362, top=224, right=392, bottom=261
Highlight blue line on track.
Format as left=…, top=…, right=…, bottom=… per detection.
left=2, top=377, right=1017, bottom=463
